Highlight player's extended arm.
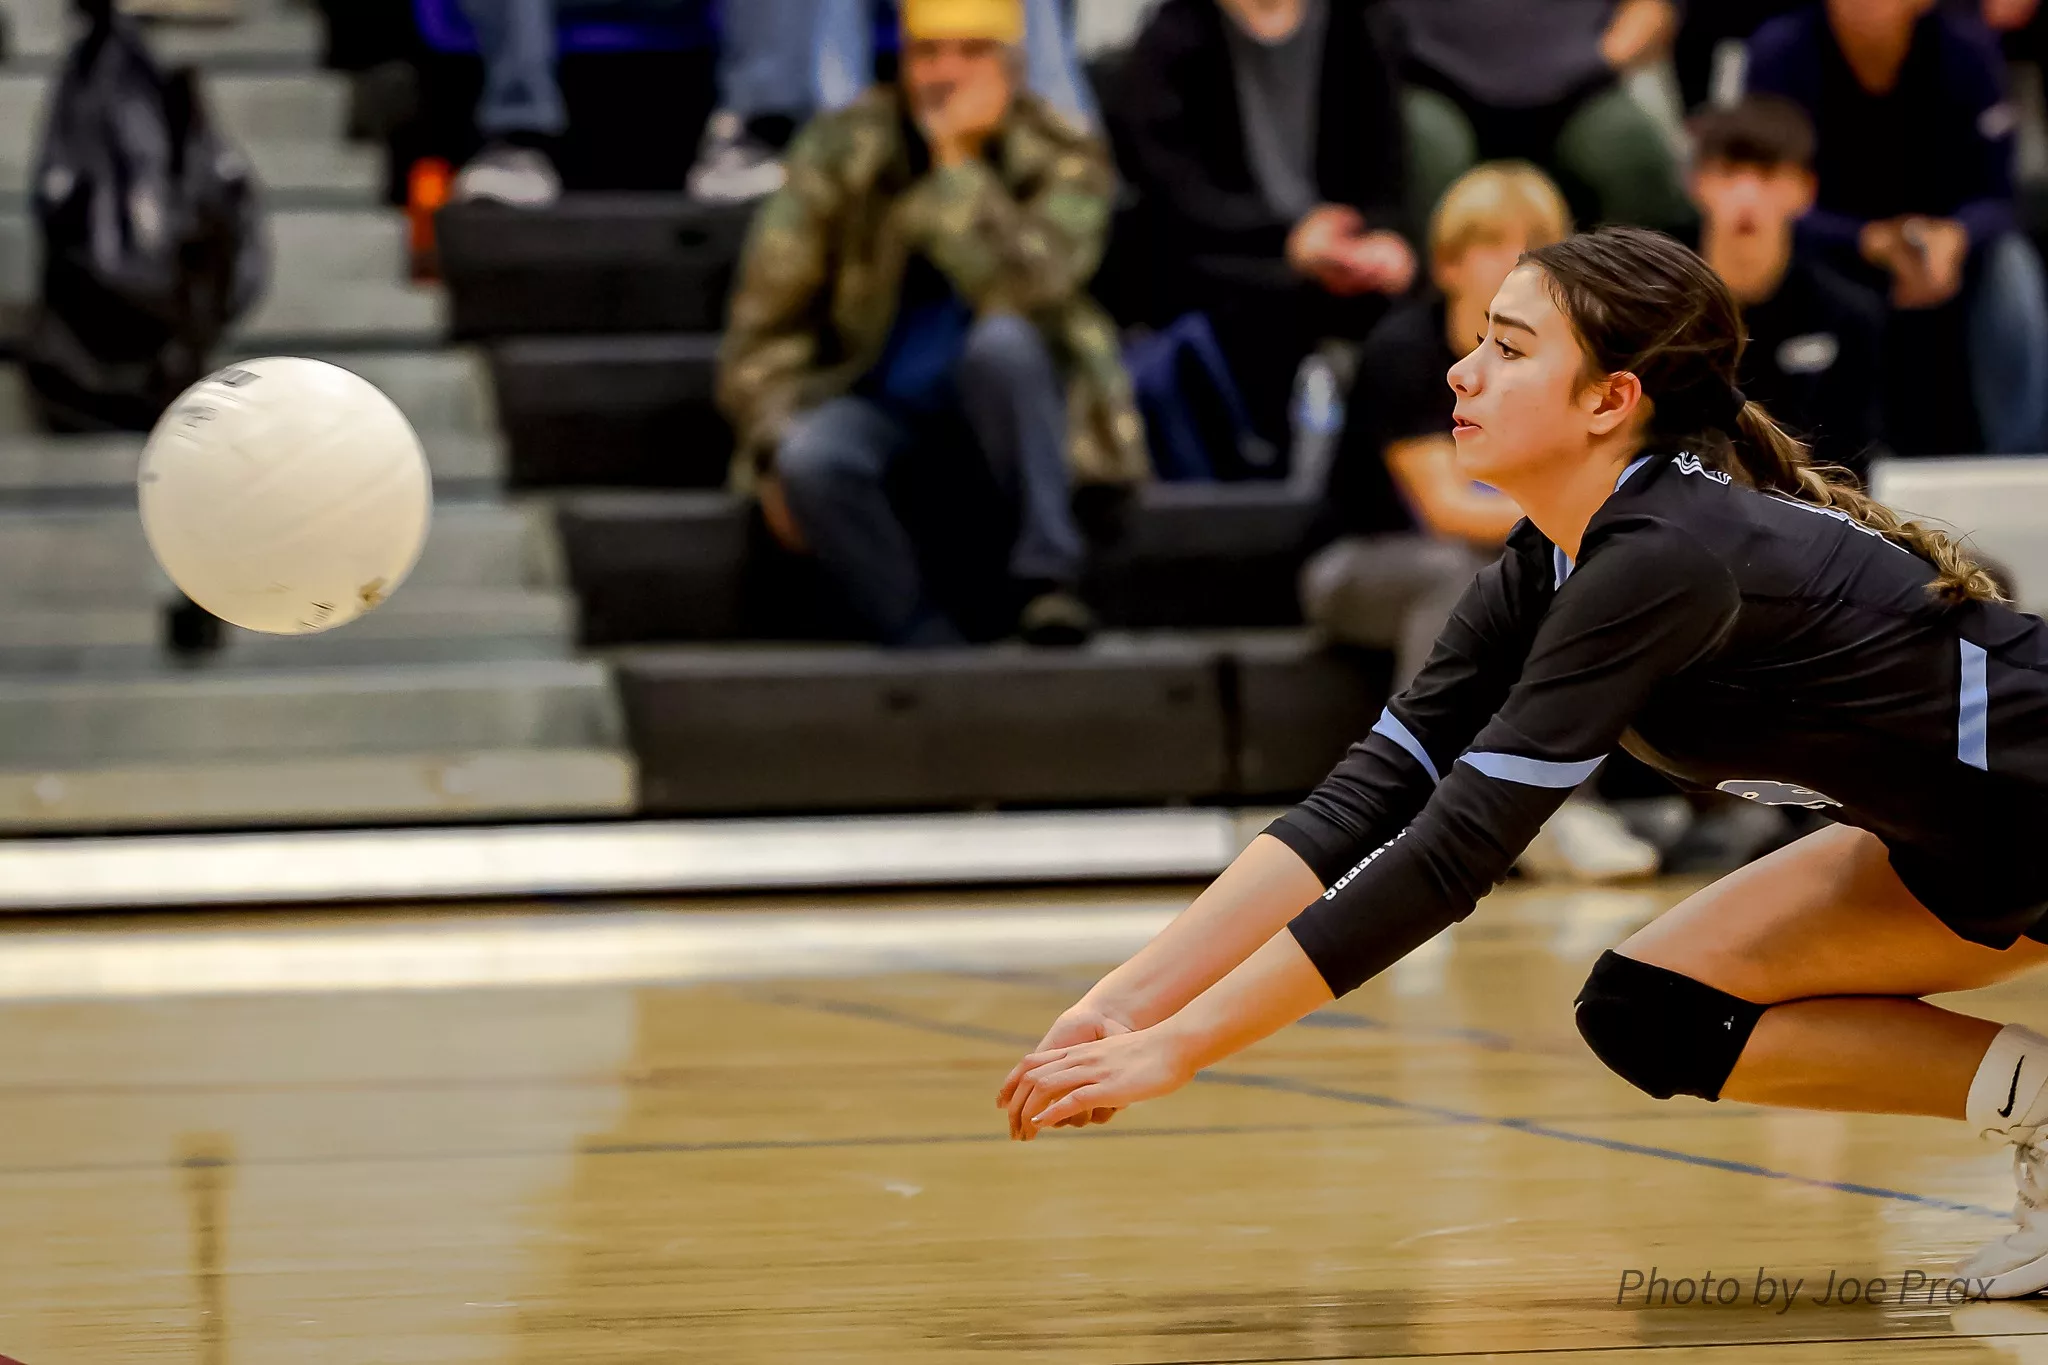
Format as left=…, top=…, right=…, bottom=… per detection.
left=1055, top=834, right=1324, bottom=1033
left=1056, top=551, right=1549, bottom=1032
left=999, top=554, right=1545, bottom=1134
left=1005, top=518, right=1741, bottom=1137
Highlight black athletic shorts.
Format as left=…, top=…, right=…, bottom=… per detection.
left=1886, top=841, right=2048, bottom=949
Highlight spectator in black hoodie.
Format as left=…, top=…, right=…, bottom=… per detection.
left=1111, top=0, right=1415, bottom=456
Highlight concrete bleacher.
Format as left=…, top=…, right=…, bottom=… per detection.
left=2, top=0, right=322, bottom=68
left=487, top=332, right=731, bottom=489
left=0, top=1, right=636, bottom=833
left=20, top=4, right=2045, bottom=841
left=437, top=198, right=748, bottom=338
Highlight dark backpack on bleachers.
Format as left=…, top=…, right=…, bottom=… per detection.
left=24, top=4, right=267, bottom=432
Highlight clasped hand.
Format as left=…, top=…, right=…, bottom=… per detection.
left=1861, top=216, right=1969, bottom=310
left=996, top=1004, right=1202, bottom=1140
left=1288, top=205, right=1416, bottom=298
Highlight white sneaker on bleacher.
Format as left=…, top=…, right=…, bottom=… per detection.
left=455, top=144, right=562, bottom=210
left=687, top=111, right=787, bottom=204
left=1517, top=802, right=1661, bottom=884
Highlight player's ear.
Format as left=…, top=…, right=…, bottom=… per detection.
left=1584, top=369, right=1645, bottom=438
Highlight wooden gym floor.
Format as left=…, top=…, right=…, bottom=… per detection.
left=3, top=879, right=2048, bottom=1363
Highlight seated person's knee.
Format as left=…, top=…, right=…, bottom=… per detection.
left=962, top=313, right=1050, bottom=379
left=773, top=411, right=856, bottom=493
left=1573, top=950, right=1766, bottom=1101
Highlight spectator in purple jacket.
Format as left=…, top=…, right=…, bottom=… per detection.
left=1745, top=0, right=2048, bottom=453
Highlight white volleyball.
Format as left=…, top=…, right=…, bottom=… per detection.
left=139, top=357, right=432, bottom=635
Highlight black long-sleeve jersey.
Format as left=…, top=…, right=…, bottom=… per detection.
left=1269, top=447, right=2048, bottom=997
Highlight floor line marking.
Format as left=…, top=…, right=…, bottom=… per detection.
left=753, top=987, right=2007, bottom=1221
left=0, top=1117, right=1435, bottom=1182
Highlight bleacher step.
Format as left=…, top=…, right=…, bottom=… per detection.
left=0, top=501, right=565, bottom=604
left=2, top=207, right=447, bottom=348
left=0, top=588, right=578, bottom=674
left=0, top=748, right=635, bottom=833
left=0, top=68, right=347, bottom=148
left=488, top=333, right=729, bottom=489
left=439, top=196, right=751, bottom=338
left=0, top=352, right=499, bottom=441
left=5, top=0, right=322, bottom=66
left=0, top=429, right=505, bottom=502
left=0, top=659, right=625, bottom=765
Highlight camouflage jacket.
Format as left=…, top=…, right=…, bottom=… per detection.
left=717, top=87, right=1149, bottom=492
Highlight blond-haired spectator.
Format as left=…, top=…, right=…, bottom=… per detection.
left=1303, top=161, right=1571, bottom=685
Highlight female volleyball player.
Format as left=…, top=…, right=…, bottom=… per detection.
left=997, top=226, right=2048, bottom=1298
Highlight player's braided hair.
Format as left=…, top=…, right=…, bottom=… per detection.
left=1524, top=226, right=2002, bottom=605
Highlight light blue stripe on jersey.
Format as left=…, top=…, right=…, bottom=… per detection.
left=1552, top=457, right=1654, bottom=592
left=1372, top=708, right=1439, bottom=784
left=1459, top=751, right=1606, bottom=788
left=1959, top=639, right=1989, bottom=771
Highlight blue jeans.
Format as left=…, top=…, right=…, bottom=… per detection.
left=1969, top=232, right=2048, bottom=455
left=463, top=0, right=1096, bottom=137
left=458, top=0, right=703, bottom=138
left=775, top=316, right=1084, bottom=646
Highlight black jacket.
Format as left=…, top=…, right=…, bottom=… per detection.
left=1108, top=0, right=1410, bottom=261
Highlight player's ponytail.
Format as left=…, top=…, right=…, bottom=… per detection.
left=1726, top=400, right=2003, bottom=605
left=1527, top=227, right=2003, bottom=606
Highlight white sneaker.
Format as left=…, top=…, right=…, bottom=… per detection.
left=1517, top=802, right=1661, bottom=884
left=687, top=111, right=787, bottom=204
left=454, top=144, right=562, bottom=209
left=1957, top=1133, right=2048, bottom=1298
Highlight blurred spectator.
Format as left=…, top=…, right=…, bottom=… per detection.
left=1746, top=0, right=2048, bottom=453
left=693, top=0, right=1101, bottom=204
left=1112, top=0, right=1416, bottom=454
left=1675, top=1, right=2035, bottom=111
left=1688, top=97, right=1885, bottom=478
left=1676, top=1, right=1807, bottom=107
left=450, top=0, right=1103, bottom=206
left=1302, top=162, right=1566, bottom=688
left=452, top=0, right=714, bottom=204
left=718, top=0, right=1147, bottom=649
left=1394, top=0, right=1693, bottom=233
left=685, top=0, right=822, bottom=204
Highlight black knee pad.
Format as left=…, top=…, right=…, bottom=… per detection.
left=1574, top=950, right=1767, bottom=1101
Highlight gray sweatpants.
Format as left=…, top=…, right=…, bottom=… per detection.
left=1300, top=534, right=1494, bottom=690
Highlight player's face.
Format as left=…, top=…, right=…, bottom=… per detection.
left=1446, top=264, right=1612, bottom=482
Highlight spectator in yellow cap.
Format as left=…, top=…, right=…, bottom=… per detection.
left=719, top=0, right=1147, bottom=648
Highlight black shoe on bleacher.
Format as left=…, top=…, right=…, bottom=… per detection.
left=165, top=595, right=225, bottom=661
